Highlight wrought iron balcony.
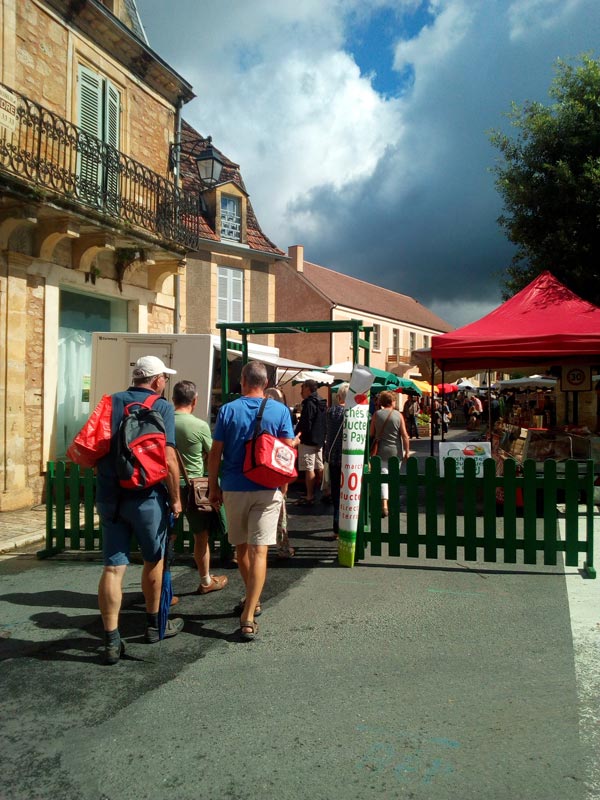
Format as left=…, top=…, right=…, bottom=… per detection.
left=0, top=83, right=201, bottom=251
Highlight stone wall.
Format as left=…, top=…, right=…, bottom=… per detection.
left=13, top=1, right=174, bottom=178
left=148, top=303, right=174, bottom=333
left=25, top=275, right=45, bottom=501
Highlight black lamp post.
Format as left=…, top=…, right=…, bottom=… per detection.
left=170, top=135, right=225, bottom=187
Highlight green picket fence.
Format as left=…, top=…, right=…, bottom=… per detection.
left=358, top=456, right=596, bottom=578
left=39, top=461, right=231, bottom=559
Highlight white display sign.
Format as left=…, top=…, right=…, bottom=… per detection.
left=0, top=86, right=18, bottom=132
left=439, top=442, right=491, bottom=476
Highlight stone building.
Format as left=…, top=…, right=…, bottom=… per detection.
left=0, top=0, right=199, bottom=509
left=176, top=120, right=286, bottom=348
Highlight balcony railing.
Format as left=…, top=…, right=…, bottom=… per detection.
left=0, top=83, right=201, bottom=250
left=386, top=347, right=412, bottom=365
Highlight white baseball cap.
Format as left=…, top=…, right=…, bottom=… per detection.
left=133, top=355, right=177, bottom=378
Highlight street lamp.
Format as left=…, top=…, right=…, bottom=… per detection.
left=169, top=135, right=224, bottom=187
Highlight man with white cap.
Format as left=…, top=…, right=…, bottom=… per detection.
left=96, top=355, right=183, bottom=665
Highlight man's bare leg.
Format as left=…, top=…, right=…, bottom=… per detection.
left=141, top=558, right=163, bottom=613
left=304, top=469, right=316, bottom=501
left=240, top=543, right=268, bottom=624
left=193, top=531, right=210, bottom=577
left=98, top=564, right=126, bottom=631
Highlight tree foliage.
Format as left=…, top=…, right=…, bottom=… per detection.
left=489, top=54, right=600, bottom=303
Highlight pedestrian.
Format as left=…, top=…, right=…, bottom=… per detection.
left=173, top=380, right=229, bottom=595
left=207, top=361, right=295, bottom=640
left=404, top=395, right=420, bottom=439
left=369, top=391, right=410, bottom=518
left=323, top=382, right=348, bottom=539
left=264, top=386, right=297, bottom=559
left=96, top=356, right=184, bottom=666
left=294, top=379, right=327, bottom=505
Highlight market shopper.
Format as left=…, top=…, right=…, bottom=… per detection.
left=207, top=361, right=295, bottom=640
left=96, top=356, right=183, bottom=665
left=369, top=391, right=410, bottom=518
left=173, top=380, right=228, bottom=595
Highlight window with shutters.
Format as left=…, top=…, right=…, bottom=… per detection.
left=77, top=65, right=120, bottom=211
left=409, top=331, right=416, bottom=352
left=217, top=267, right=244, bottom=323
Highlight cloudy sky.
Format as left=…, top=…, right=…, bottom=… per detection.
left=136, top=0, right=599, bottom=327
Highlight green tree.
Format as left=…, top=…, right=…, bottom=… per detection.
left=489, top=54, right=600, bottom=303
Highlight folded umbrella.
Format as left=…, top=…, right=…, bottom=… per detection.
left=158, top=520, right=175, bottom=641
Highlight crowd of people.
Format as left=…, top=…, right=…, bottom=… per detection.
left=90, top=356, right=501, bottom=664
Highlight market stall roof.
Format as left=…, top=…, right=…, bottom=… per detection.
left=431, top=271, right=600, bottom=371
left=495, top=376, right=557, bottom=390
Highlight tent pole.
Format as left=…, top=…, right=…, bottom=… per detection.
left=487, top=370, right=492, bottom=438
left=441, top=366, right=445, bottom=443
left=430, top=358, right=435, bottom=457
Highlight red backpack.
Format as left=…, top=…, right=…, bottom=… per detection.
left=116, top=394, right=169, bottom=489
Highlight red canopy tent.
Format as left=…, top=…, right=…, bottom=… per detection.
left=431, top=271, right=600, bottom=371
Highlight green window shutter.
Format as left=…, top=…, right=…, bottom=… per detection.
left=78, top=65, right=102, bottom=139
left=104, top=79, right=121, bottom=210
left=77, top=65, right=102, bottom=202
left=104, top=80, right=120, bottom=150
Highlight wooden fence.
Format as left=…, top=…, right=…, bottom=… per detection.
left=358, top=456, right=596, bottom=578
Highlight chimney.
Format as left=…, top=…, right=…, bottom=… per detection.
left=288, top=244, right=304, bottom=273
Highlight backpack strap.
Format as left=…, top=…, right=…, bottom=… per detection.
left=123, top=393, right=162, bottom=416
left=251, top=397, right=269, bottom=442
left=249, top=397, right=269, bottom=470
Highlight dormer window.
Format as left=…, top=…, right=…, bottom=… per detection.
left=221, top=195, right=241, bottom=241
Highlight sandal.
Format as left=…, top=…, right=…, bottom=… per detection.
left=295, top=497, right=314, bottom=506
left=233, top=598, right=262, bottom=617
left=239, top=620, right=258, bottom=641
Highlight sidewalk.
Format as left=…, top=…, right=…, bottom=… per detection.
left=0, top=504, right=47, bottom=554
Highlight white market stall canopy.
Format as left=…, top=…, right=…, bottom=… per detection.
left=495, top=376, right=557, bottom=390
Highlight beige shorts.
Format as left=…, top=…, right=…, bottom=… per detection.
left=298, top=444, right=323, bottom=472
left=223, top=490, right=283, bottom=546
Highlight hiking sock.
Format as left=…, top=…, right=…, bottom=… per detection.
left=104, top=628, right=120, bottom=647
left=200, top=574, right=212, bottom=587
left=146, top=612, right=159, bottom=629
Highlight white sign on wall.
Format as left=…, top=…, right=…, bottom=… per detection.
left=0, top=86, right=18, bottom=132
left=439, top=442, right=492, bottom=476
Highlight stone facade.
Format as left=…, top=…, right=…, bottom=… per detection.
left=0, top=0, right=194, bottom=509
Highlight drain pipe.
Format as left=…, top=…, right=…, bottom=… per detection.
left=173, top=95, right=184, bottom=333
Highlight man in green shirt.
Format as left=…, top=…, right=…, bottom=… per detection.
left=173, top=380, right=228, bottom=595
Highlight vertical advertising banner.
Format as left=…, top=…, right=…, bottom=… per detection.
left=338, top=366, right=374, bottom=567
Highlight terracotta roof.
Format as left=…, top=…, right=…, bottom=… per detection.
left=178, top=121, right=285, bottom=256
left=301, top=260, right=454, bottom=332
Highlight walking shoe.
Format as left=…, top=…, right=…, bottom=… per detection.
left=145, top=617, right=184, bottom=644
left=196, top=575, right=229, bottom=594
left=103, top=640, right=125, bottom=666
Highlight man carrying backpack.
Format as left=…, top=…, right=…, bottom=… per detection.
left=96, top=355, right=183, bottom=665
left=294, top=379, right=327, bottom=505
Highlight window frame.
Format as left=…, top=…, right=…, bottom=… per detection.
left=372, top=323, right=381, bottom=352
left=220, top=194, right=242, bottom=242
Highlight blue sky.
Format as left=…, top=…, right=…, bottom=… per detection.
left=136, top=0, right=600, bottom=328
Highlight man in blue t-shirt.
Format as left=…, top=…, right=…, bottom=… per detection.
left=208, top=361, right=295, bottom=641
left=96, top=355, right=184, bottom=665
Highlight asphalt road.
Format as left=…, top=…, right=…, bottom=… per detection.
left=1, top=492, right=599, bottom=800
